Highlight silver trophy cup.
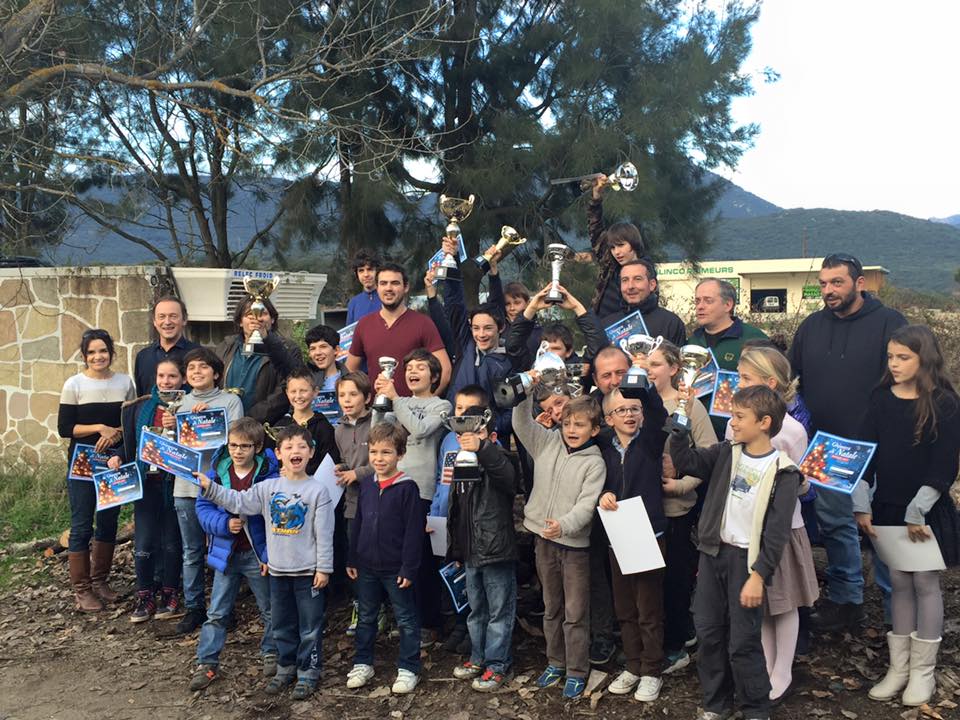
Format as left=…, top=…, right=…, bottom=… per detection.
left=157, top=389, right=185, bottom=440
left=372, top=357, right=398, bottom=413
left=495, top=341, right=570, bottom=408
left=440, top=409, right=493, bottom=482
left=665, top=345, right=713, bottom=434
left=544, top=243, right=573, bottom=304
left=619, top=334, right=663, bottom=399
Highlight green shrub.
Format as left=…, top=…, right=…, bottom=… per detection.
left=0, top=463, right=70, bottom=547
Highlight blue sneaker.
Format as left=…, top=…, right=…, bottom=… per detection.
left=535, top=664, right=565, bottom=688
left=562, top=676, right=586, bottom=699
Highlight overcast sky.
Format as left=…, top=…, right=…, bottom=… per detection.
left=715, top=0, right=960, bottom=220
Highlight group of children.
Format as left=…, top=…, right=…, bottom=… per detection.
left=74, top=245, right=958, bottom=719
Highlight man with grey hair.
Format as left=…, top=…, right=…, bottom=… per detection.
left=689, top=278, right=767, bottom=435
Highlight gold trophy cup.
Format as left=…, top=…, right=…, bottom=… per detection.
left=472, top=225, right=527, bottom=275
left=436, top=194, right=475, bottom=281
left=241, top=275, right=281, bottom=355
left=549, top=160, right=639, bottom=192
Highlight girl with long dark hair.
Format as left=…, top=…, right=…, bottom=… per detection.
left=57, top=329, right=137, bottom=612
left=855, top=324, right=960, bottom=707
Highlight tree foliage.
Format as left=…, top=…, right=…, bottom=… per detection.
left=1, top=0, right=761, bottom=287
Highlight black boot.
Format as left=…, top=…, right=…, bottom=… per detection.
left=810, top=599, right=863, bottom=632
left=175, top=607, right=207, bottom=635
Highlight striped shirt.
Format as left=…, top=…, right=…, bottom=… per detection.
left=57, top=372, right=137, bottom=456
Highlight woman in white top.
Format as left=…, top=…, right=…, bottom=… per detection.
left=724, top=346, right=818, bottom=702
left=57, top=329, right=137, bottom=612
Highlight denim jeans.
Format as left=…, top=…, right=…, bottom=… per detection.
left=196, top=550, right=275, bottom=666
left=134, top=479, right=181, bottom=591
left=174, top=496, right=206, bottom=610
left=67, top=477, right=120, bottom=552
left=270, top=575, right=326, bottom=681
left=354, top=569, right=421, bottom=674
left=465, top=561, right=517, bottom=674
left=814, top=488, right=863, bottom=605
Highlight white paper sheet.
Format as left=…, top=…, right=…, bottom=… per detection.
left=872, top=525, right=946, bottom=573
left=597, top=496, right=664, bottom=575
left=426, top=515, right=448, bottom=557
left=311, top=454, right=343, bottom=508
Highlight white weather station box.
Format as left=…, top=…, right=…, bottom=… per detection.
left=171, top=268, right=327, bottom=322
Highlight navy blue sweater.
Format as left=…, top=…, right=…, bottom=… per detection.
left=601, top=386, right=670, bottom=536
left=348, top=472, right=425, bottom=580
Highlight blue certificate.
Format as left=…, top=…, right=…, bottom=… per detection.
left=175, top=408, right=228, bottom=450
left=799, top=431, right=877, bottom=495
left=439, top=561, right=469, bottom=613
left=312, top=391, right=340, bottom=425
left=604, top=310, right=650, bottom=346
left=709, top=370, right=741, bottom=417
left=138, top=429, right=202, bottom=483
left=93, top=463, right=144, bottom=511
left=68, top=444, right=112, bottom=482
left=336, top=321, right=358, bottom=360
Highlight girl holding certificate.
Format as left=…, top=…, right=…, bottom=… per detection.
left=110, top=357, right=187, bottom=623
left=854, top=325, right=960, bottom=708
left=58, top=329, right=137, bottom=612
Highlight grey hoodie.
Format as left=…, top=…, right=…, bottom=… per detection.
left=379, top=395, right=451, bottom=501
left=202, top=474, right=335, bottom=576
left=512, top=395, right=606, bottom=548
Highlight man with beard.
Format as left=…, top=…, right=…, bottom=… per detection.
left=790, top=253, right=906, bottom=632
left=599, top=259, right=686, bottom=347
left=134, top=296, right=199, bottom=395
left=346, top=262, right=452, bottom=397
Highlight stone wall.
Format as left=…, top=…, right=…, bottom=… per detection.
left=0, top=265, right=315, bottom=468
left=0, top=266, right=163, bottom=467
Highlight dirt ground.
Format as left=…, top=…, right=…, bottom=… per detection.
left=0, top=543, right=958, bottom=720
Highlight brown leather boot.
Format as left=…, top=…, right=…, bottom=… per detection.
left=69, top=551, right=103, bottom=612
left=90, top=541, right=119, bottom=602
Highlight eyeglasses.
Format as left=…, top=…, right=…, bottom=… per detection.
left=228, top=443, right=255, bottom=450
left=608, top=406, right=642, bottom=417
left=823, top=253, right=863, bottom=277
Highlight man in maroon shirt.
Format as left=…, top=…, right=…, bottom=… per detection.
left=346, top=262, right=452, bottom=396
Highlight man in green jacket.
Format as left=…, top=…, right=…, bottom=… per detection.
left=688, top=278, right=767, bottom=436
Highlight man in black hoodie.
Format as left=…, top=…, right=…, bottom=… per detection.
left=789, top=253, right=906, bottom=631
left=600, top=259, right=687, bottom=347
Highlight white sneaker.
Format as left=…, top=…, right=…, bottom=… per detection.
left=346, top=663, right=375, bottom=689
left=392, top=668, right=420, bottom=694
left=634, top=675, right=663, bottom=702
left=607, top=670, right=641, bottom=695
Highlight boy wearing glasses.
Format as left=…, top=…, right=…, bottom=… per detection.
left=597, top=387, right=670, bottom=703
left=190, top=419, right=279, bottom=691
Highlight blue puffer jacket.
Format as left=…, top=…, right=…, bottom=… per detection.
left=196, top=446, right=279, bottom=572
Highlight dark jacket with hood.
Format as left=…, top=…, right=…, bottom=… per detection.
left=446, top=440, right=518, bottom=567
left=196, top=446, right=279, bottom=572
left=214, top=331, right=304, bottom=425
left=349, top=471, right=425, bottom=580
left=789, top=293, right=907, bottom=438
left=601, top=291, right=687, bottom=348
left=431, top=274, right=518, bottom=441
left=601, top=386, right=670, bottom=536
left=670, top=439, right=800, bottom=583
